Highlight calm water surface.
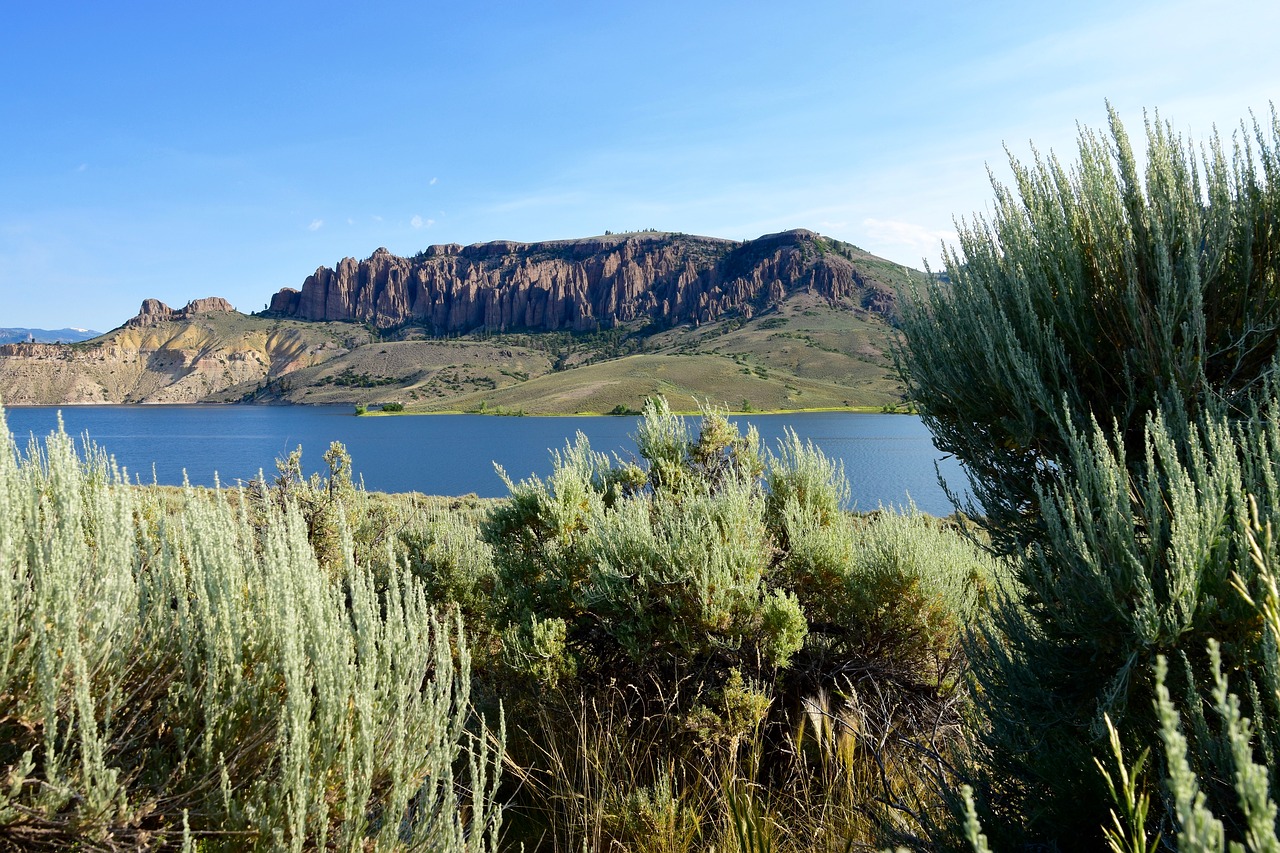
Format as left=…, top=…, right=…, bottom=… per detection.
left=1, top=405, right=969, bottom=515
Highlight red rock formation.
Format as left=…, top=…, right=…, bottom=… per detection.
left=268, top=230, right=902, bottom=332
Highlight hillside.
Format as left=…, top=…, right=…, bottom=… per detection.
left=0, top=302, right=371, bottom=405
left=0, top=230, right=926, bottom=411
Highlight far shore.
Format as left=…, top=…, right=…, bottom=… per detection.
left=359, top=404, right=914, bottom=417
left=2, top=400, right=916, bottom=417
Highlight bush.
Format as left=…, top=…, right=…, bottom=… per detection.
left=485, top=398, right=798, bottom=688
left=0, top=410, right=504, bottom=849
left=398, top=505, right=496, bottom=628
left=483, top=396, right=1003, bottom=849
left=897, top=107, right=1280, bottom=849
left=898, top=107, right=1280, bottom=557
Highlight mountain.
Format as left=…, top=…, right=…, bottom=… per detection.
left=0, top=230, right=926, bottom=411
left=0, top=327, right=100, bottom=344
left=268, top=229, right=902, bottom=332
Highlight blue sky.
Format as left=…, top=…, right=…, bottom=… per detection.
left=3, top=1, right=1278, bottom=330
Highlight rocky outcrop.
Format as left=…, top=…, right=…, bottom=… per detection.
left=268, top=230, right=902, bottom=332
left=126, top=297, right=236, bottom=327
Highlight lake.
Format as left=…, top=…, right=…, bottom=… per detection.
left=0, top=405, right=969, bottom=515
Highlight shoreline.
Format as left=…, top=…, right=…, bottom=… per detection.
left=2, top=400, right=915, bottom=417
left=359, top=404, right=912, bottom=417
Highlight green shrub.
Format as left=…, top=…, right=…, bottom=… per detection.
left=0, top=410, right=504, bottom=850
left=248, top=441, right=361, bottom=574
left=897, top=107, right=1280, bottom=558
left=485, top=400, right=796, bottom=686
left=483, top=396, right=1003, bottom=850
left=897, top=107, right=1280, bottom=849
left=398, top=506, right=496, bottom=625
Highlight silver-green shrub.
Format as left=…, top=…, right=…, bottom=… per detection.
left=484, top=397, right=1004, bottom=850
left=768, top=431, right=1000, bottom=684
left=398, top=505, right=496, bottom=627
left=0, top=409, right=503, bottom=850
left=896, top=106, right=1280, bottom=848
left=898, top=107, right=1280, bottom=558
left=487, top=400, right=801, bottom=683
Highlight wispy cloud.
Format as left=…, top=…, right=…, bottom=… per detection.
left=308, top=219, right=324, bottom=231
left=429, top=177, right=438, bottom=186
left=861, top=218, right=957, bottom=266
left=410, top=215, right=435, bottom=229
left=948, top=0, right=1280, bottom=145
left=76, top=163, right=88, bottom=173
left=483, top=191, right=590, bottom=215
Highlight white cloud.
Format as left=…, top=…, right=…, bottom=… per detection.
left=429, top=177, right=438, bottom=186
left=372, top=215, right=383, bottom=222
left=346, top=217, right=355, bottom=225
left=411, top=215, right=435, bottom=230
left=308, top=219, right=324, bottom=231
left=861, top=218, right=958, bottom=267
left=76, top=163, right=88, bottom=172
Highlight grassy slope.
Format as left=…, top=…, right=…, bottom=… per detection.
left=403, top=292, right=903, bottom=414
left=236, top=338, right=556, bottom=405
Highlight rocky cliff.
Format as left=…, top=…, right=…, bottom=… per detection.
left=268, top=229, right=900, bottom=332
left=126, top=297, right=236, bottom=327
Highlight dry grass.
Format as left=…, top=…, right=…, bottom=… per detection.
left=404, top=295, right=905, bottom=415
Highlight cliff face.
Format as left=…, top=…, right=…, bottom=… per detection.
left=126, top=297, right=236, bottom=327
left=268, top=230, right=900, bottom=332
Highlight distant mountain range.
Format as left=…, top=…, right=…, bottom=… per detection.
left=0, top=327, right=100, bottom=344
left=0, top=229, right=927, bottom=411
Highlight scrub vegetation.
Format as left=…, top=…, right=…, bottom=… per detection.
left=898, top=106, right=1280, bottom=850
left=0, top=420, right=503, bottom=851
left=3, top=104, right=1279, bottom=852
left=0, top=398, right=1002, bottom=850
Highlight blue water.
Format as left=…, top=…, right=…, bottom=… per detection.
left=0, top=405, right=969, bottom=515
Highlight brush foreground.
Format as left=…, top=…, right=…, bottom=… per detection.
left=0, top=398, right=1003, bottom=850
